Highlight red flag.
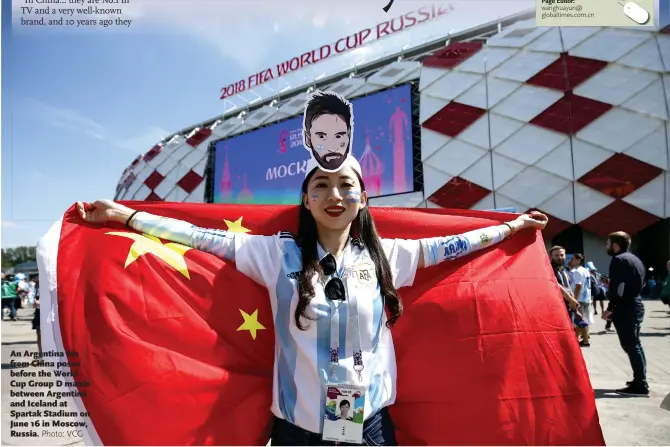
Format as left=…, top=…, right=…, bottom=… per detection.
left=37, top=202, right=604, bottom=446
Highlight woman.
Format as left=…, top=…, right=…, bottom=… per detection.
left=77, top=156, right=547, bottom=446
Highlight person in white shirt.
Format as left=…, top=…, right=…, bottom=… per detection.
left=76, top=92, right=548, bottom=446
left=569, top=254, right=593, bottom=347
left=15, top=273, right=30, bottom=308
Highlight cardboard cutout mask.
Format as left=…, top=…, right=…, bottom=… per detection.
left=302, top=90, right=354, bottom=173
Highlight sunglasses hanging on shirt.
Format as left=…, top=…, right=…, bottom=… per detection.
left=320, top=254, right=346, bottom=302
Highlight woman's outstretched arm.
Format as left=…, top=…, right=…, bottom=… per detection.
left=77, top=200, right=240, bottom=262
left=417, top=212, right=548, bottom=269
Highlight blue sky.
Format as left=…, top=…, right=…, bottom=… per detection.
left=1, top=0, right=406, bottom=246
left=1, top=0, right=541, bottom=247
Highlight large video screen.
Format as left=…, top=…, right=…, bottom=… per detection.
left=212, top=84, right=414, bottom=204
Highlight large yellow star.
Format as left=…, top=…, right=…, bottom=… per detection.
left=237, top=309, right=266, bottom=340
left=224, top=217, right=250, bottom=233
left=106, top=232, right=192, bottom=279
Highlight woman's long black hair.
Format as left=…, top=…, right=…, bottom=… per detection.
left=294, top=169, right=403, bottom=330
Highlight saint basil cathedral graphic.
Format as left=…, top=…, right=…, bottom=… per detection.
left=219, top=150, right=232, bottom=201
left=360, top=131, right=383, bottom=197
left=389, top=105, right=409, bottom=193
left=219, top=152, right=254, bottom=203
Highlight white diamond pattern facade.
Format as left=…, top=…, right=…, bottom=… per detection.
left=419, top=22, right=670, bottom=241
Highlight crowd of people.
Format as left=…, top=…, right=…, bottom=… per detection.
left=550, top=231, right=670, bottom=398
left=2, top=272, right=41, bottom=362
left=1, top=272, right=38, bottom=320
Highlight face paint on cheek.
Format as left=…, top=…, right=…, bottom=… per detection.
left=345, top=190, right=361, bottom=204
left=311, top=194, right=319, bottom=202
left=340, top=142, right=345, bottom=148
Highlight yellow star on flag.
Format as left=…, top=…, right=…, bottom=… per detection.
left=224, top=217, right=250, bottom=233
left=106, top=232, right=192, bottom=279
left=237, top=309, right=266, bottom=340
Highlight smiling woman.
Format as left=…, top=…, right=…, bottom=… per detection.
left=74, top=90, right=548, bottom=446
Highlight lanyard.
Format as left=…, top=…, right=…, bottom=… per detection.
left=326, top=262, right=365, bottom=383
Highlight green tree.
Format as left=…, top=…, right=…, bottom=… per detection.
left=1, top=246, right=37, bottom=269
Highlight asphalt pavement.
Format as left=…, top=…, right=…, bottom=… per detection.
left=2, top=301, right=669, bottom=446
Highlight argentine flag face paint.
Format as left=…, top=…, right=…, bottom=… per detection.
left=345, top=190, right=362, bottom=204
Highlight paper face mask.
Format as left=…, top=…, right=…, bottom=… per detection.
left=302, top=90, right=354, bottom=173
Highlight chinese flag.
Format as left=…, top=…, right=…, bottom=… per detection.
left=37, top=203, right=604, bottom=446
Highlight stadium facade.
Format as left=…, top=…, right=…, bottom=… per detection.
left=114, top=10, right=670, bottom=274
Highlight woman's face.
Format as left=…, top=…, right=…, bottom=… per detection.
left=303, top=166, right=367, bottom=232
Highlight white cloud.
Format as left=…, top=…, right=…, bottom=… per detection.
left=116, top=126, right=171, bottom=153
left=2, top=221, right=22, bottom=229
left=23, top=98, right=107, bottom=140
left=20, top=98, right=170, bottom=155
left=311, top=12, right=330, bottom=29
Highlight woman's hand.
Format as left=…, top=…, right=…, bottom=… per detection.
left=513, top=211, right=548, bottom=232
left=76, top=200, right=134, bottom=225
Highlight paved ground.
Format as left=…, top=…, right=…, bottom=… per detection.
left=582, top=300, right=670, bottom=446
left=2, top=301, right=669, bottom=446
left=1, top=308, right=84, bottom=447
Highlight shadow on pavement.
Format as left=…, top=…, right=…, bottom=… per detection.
left=594, top=389, right=639, bottom=399
left=2, top=340, right=35, bottom=346
left=640, top=332, right=669, bottom=337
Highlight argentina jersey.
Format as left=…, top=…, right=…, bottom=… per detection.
left=232, top=232, right=422, bottom=434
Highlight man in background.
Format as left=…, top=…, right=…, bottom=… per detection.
left=601, top=231, right=648, bottom=397
left=586, top=262, right=606, bottom=315
left=13, top=273, right=30, bottom=310
left=549, top=246, right=579, bottom=320
left=569, top=254, right=593, bottom=347
left=661, top=261, right=670, bottom=314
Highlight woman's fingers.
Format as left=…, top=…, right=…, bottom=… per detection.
left=76, top=202, right=85, bottom=219
left=77, top=201, right=94, bottom=220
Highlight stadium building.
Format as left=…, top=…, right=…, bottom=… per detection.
left=114, top=4, right=670, bottom=274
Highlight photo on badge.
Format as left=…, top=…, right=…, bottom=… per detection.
left=322, top=384, right=366, bottom=444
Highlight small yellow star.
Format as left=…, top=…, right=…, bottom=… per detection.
left=224, top=217, right=250, bottom=233
left=106, top=232, right=192, bottom=279
left=237, top=309, right=266, bottom=340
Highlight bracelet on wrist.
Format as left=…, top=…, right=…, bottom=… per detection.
left=503, top=221, right=515, bottom=236
left=125, top=210, right=140, bottom=229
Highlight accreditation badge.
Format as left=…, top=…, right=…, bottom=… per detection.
left=322, top=382, right=366, bottom=444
